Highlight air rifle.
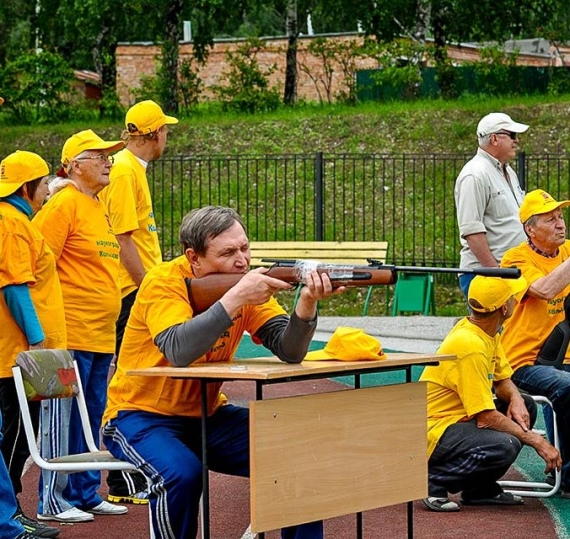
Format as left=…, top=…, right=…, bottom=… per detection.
left=185, top=258, right=521, bottom=314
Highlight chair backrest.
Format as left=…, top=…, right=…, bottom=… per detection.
left=16, top=348, right=79, bottom=400
left=14, top=348, right=99, bottom=454
left=12, top=348, right=139, bottom=475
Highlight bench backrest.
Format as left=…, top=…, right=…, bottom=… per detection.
left=249, top=241, right=388, bottom=267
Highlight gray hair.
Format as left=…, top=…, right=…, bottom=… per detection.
left=179, top=206, right=246, bottom=255
left=478, top=134, right=492, bottom=148
left=66, top=150, right=91, bottom=175
left=523, top=215, right=539, bottom=237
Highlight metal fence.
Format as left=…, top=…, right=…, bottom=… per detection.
left=148, top=151, right=570, bottom=271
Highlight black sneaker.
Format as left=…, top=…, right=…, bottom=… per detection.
left=460, top=491, right=524, bottom=506
left=14, top=511, right=60, bottom=538
left=16, top=533, right=38, bottom=539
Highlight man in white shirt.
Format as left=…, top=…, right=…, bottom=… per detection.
left=455, top=112, right=529, bottom=297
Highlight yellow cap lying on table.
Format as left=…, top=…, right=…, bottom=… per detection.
left=304, top=327, right=386, bottom=361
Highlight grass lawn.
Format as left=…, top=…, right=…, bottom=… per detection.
left=2, top=93, right=569, bottom=317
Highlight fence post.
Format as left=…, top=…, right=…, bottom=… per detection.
left=518, top=150, right=526, bottom=191
left=315, top=151, right=324, bottom=241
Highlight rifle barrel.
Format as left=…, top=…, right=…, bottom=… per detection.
left=260, top=258, right=521, bottom=279
left=393, top=266, right=521, bottom=279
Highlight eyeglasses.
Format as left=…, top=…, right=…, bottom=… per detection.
left=75, top=154, right=114, bottom=164
left=493, top=131, right=519, bottom=140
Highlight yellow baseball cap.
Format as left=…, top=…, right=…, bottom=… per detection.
left=519, top=189, right=570, bottom=224
left=125, top=100, right=178, bottom=135
left=0, top=151, right=50, bottom=198
left=61, top=129, right=124, bottom=167
left=468, top=275, right=527, bottom=313
left=304, top=327, right=387, bottom=361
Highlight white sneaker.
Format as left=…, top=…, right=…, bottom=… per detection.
left=37, top=507, right=94, bottom=522
left=87, top=500, right=128, bottom=515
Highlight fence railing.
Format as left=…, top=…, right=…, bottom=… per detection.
left=147, top=151, right=570, bottom=272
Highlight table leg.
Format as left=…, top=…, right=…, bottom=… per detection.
left=256, top=381, right=265, bottom=539
left=354, top=374, right=362, bottom=539
left=406, top=367, right=414, bottom=539
left=201, top=380, right=210, bottom=539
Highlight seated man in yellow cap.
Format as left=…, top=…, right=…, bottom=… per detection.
left=500, top=189, right=570, bottom=498
left=421, top=275, right=561, bottom=512
left=102, top=205, right=342, bottom=538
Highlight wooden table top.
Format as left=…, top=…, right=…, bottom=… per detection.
left=128, top=352, right=455, bottom=381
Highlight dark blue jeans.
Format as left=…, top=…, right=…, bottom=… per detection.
left=458, top=273, right=476, bottom=300
left=428, top=395, right=536, bottom=499
left=103, top=405, right=323, bottom=539
left=512, top=364, right=570, bottom=489
left=0, top=408, right=26, bottom=538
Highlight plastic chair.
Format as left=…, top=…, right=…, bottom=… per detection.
left=12, top=348, right=138, bottom=474
left=498, top=395, right=561, bottom=497
left=391, top=272, right=436, bottom=316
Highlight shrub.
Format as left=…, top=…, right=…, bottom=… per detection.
left=212, top=38, right=281, bottom=114
left=0, top=51, right=74, bottom=124
left=133, top=57, right=203, bottom=113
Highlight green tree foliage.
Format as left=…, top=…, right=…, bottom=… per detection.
left=212, top=38, right=281, bottom=113
left=0, top=0, right=36, bottom=64
left=364, top=39, right=426, bottom=101
left=133, top=58, right=203, bottom=113
left=2, top=0, right=570, bottom=116
left=0, top=51, right=74, bottom=124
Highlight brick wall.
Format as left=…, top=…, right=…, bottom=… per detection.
left=116, top=33, right=561, bottom=106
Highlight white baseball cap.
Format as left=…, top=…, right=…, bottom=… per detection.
left=477, top=113, right=529, bottom=137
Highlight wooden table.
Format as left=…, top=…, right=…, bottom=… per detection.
left=130, top=352, right=454, bottom=539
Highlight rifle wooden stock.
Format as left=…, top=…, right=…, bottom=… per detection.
left=185, top=260, right=522, bottom=314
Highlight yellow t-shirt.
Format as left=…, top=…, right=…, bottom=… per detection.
left=419, top=317, right=512, bottom=457
left=33, top=185, right=120, bottom=353
left=99, top=149, right=162, bottom=297
left=0, top=202, right=67, bottom=377
left=103, top=255, right=287, bottom=423
left=501, top=241, right=570, bottom=371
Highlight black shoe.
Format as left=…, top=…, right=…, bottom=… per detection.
left=108, top=491, right=149, bottom=505
left=16, top=533, right=38, bottom=539
left=14, top=511, right=60, bottom=538
left=461, top=491, right=524, bottom=506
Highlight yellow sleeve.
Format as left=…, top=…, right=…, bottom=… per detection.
left=32, top=194, right=73, bottom=261
left=102, top=165, right=139, bottom=235
left=0, top=223, right=37, bottom=287
left=138, top=273, right=192, bottom=340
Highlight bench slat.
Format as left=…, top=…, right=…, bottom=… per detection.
left=250, top=241, right=388, bottom=267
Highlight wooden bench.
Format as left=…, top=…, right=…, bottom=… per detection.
left=249, top=241, right=389, bottom=316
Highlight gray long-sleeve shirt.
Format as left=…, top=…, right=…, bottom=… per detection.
left=155, top=300, right=317, bottom=367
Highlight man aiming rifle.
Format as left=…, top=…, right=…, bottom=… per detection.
left=186, top=258, right=521, bottom=314
left=102, top=206, right=340, bottom=539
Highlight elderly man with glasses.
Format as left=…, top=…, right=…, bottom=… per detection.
left=33, top=130, right=128, bottom=523
left=501, top=189, right=570, bottom=500
left=455, top=112, right=529, bottom=298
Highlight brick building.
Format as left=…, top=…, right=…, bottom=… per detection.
left=115, top=33, right=568, bottom=106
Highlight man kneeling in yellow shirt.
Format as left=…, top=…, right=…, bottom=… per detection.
left=420, top=275, right=561, bottom=511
